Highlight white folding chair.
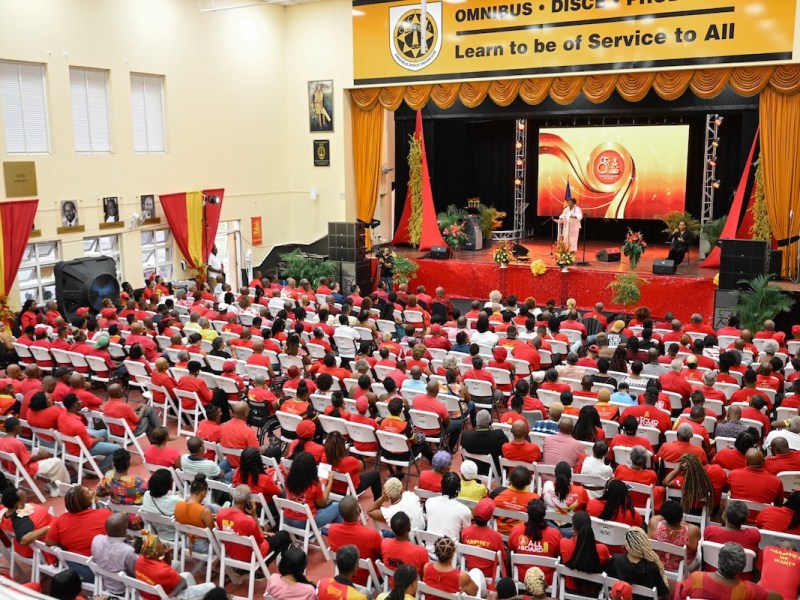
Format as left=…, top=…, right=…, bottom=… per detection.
left=777, top=470, right=800, bottom=494
left=408, top=408, right=445, bottom=447
left=590, top=517, right=631, bottom=547
left=556, top=563, right=605, bottom=600
left=275, top=411, right=303, bottom=444
left=461, top=448, right=501, bottom=488
left=604, top=576, right=657, bottom=600
left=54, top=431, right=104, bottom=484
left=700, top=540, right=755, bottom=575
left=318, top=414, right=350, bottom=437
left=344, top=421, right=379, bottom=462
left=174, top=389, right=208, bottom=436
left=376, top=430, right=423, bottom=489
left=120, top=572, right=171, bottom=600
left=459, top=544, right=504, bottom=588
left=99, top=414, right=147, bottom=460
left=274, top=496, right=331, bottom=560
left=148, top=382, right=179, bottom=427
left=509, top=553, right=557, bottom=596
left=0, top=449, right=47, bottom=502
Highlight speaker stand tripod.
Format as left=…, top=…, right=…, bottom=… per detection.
left=576, top=219, right=589, bottom=266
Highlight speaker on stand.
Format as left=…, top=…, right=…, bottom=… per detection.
left=55, top=257, right=121, bottom=323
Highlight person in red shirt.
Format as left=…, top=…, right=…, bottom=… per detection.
left=502, top=420, right=542, bottom=462
left=659, top=359, right=693, bottom=405
left=512, top=339, right=541, bottom=371
left=0, top=417, right=70, bottom=495
left=541, top=368, right=571, bottom=394
left=758, top=543, right=800, bottom=600
left=418, top=450, right=450, bottom=493
left=714, top=429, right=759, bottom=472
left=765, top=437, right=800, bottom=475
left=149, top=357, right=178, bottom=410
left=621, top=397, right=672, bottom=434
left=67, top=372, right=102, bottom=411
left=231, top=446, right=281, bottom=503
left=102, top=383, right=159, bottom=438
left=286, top=419, right=325, bottom=462
left=741, top=395, right=771, bottom=437
left=220, top=402, right=266, bottom=468
left=135, top=530, right=216, bottom=600
left=585, top=479, right=643, bottom=528
left=58, top=392, right=121, bottom=471
left=196, top=405, right=223, bottom=462
left=613, top=447, right=658, bottom=509
left=381, top=511, right=430, bottom=580
left=682, top=313, right=716, bottom=338
left=608, top=416, right=654, bottom=454
left=459, top=497, right=506, bottom=579
left=559, top=511, right=612, bottom=595
left=424, top=324, right=452, bottom=351
left=46, top=485, right=112, bottom=576
left=413, top=379, right=461, bottom=452
left=508, top=499, right=562, bottom=584
left=656, top=424, right=707, bottom=465
left=756, top=492, right=800, bottom=536
left=488, top=346, right=515, bottom=393
left=216, top=484, right=290, bottom=566
left=176, top=359, right=217, bottom=410
left=327, top=496, right=382, bottom=587
left=142, top=426, right=181, bottom=468
left=727, top=448, right=784, bottom=518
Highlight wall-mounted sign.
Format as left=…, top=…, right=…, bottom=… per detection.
left=3, top=161, right=37, bottom=198
left=314, top=140, right=331, bottom=167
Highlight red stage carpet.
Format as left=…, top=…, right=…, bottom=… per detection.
left=399, top=241, right=718, bottom=322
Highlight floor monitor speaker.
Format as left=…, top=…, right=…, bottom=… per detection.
left=429, top=246, right=451, bottom=259
left=653, top=259, right=677, bottom=275
left=596, top=248, right=621, bottom=262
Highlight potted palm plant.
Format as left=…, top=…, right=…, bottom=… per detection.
left=734, top=274, right=795, bottom=332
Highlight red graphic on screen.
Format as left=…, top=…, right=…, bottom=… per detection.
left=537, top=126, right=689, bottom=220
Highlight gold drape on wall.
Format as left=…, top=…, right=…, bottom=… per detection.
left=350, top=65, right=800, bottom=110
left=760, top=87, right=800, bottom=276
left=351, top=102, right=385, bottom=249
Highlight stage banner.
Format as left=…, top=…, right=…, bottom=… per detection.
left=537, top=125, right=689, bottom=220
left=352, top=0, right=797, bottom=86
left=251, top=217, right=263, bottom=246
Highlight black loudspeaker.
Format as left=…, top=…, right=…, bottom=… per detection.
left=511, top=243, right=529, bottom=257
left=719, top=239, right=768, bottom=289
left=463, top=215, right=483, bottom=251
left=652, top=259, right=677, bottom=275
left=596, top=248, right=621, bottom=262
left=328, top=222, right=366, bottom=262
left=55, top=257, right=120, bottom=323
left=429, top=246, right=451, bottom=259
left=769, top=250, right=783, bottom=277
left=339, top=260, right=372, bottom=294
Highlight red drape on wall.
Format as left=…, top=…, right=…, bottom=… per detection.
left=0, top=199, right=38, bottom=302
left=701, top=131, right=759, bottom=268
left=393, top=111, right=447, bottom=251
left=158, top=188, right=224, bottom=271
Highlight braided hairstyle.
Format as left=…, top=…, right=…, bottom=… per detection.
left=523, top=498, right=548, bottom=541
left=573, top=406, right=602, bottom=442
left=323, top=431, right=348, bottom=468
left=238, top=447, right=266, bottom=487
left=565, top=511, right=603, bottom=573
left=433, top=536, right=457, bottom=564
left=328, top=391, right=346, bottom=419
left=624, top=527, right=668, bottom=587
left=677, top=452, right=713, bottom=512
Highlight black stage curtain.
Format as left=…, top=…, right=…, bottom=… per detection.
left=394, top=87, right=759, bottom=248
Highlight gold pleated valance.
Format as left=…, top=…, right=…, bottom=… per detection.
left=350, top=65, right=800, bottom=111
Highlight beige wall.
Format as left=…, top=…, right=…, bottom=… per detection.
left=0, top=0, right=359, bottom=307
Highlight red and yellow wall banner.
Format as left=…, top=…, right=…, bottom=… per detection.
left=0, top=199, right=38, bottom=319
left=158, top=189, right=224, bottom=274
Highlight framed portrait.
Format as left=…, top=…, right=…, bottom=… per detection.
left=61, top=200, right=79, bottom=227
left=141, top=194, right=158, bottom=222
left=308, top=80, right=333, bottom=132
left=103, top=197, right=119, bottom=223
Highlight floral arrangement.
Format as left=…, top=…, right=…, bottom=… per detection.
left=442, top=223, right=468, bottom=250
left=622, top=228, right=647, bottom=269
left=0, top=297, right=15, bottom=328
left=493, top=241, right=514, bottom=266
left=553, top=240, right=576, bottom=268
left=530, top=259, right=547, bottom=276
left=391, top=253, right=419, bottom=285
left=189, top=262, right=209, bottom=283
left=407, top=136, right=423, bottom=247
left=750, top=158, right=771, bottom=241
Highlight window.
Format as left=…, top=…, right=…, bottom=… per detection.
left=141, top=229, right=173, bottom=281
left=0, top=61, right=50, bottom=153
left=18, top=241, right=59, bottom=304
left=83, top=235, right=122, bottom=280
left=70, top=67, right=111, bottom=152
left=130, top=73, right=165, bottom=153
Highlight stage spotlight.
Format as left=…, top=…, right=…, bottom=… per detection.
left=204, top=194, right=220, bottom=204
left=514, top=178, right=522, bottom=186
left=714, top=114, right=724, bottom=126
left=712, top=179, right=721, bottom=188
left=708, top=159, right=717, bottom=168
left=515, top=142, right=522, bottom=149
left=712, top=137, right=720, bottom=147
left=518, top=122, right=525, bottom=130
left=516, top=159, right=523, bottom=166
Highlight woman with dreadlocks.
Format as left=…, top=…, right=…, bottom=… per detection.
left=232, top=446, right=281, bottom=503
left=586, top=479, right=642, bottom=528
left=572, top=405, right=605, bottom=443
left=559, top=511, right=610, bottom=596
left=423, top=536, right=481, bottom=596
left=662, top=452, right=724, bottom=514
left=508, top=499, right=562, bottom=584
left=608, top=527, right=670, bottom=600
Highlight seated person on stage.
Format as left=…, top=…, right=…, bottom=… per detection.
left=667, top=220, right=693, bottom=266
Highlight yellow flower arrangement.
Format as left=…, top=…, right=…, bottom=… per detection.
left=713, top=273, right=719, bottom=286
left=530, top=259, right=547, bottom=276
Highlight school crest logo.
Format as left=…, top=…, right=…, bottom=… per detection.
left=389, top=3, right=442, bottom=71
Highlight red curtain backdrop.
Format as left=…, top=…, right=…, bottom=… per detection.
left=701, top=131, right=759, bottom=268
left=393, top=111, right=447, bottom=250
left=158, top=188, right=224, bottom=270
left=0, top=199, right=38, bottom=303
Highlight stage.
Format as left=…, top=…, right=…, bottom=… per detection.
left=397, top=239, right=720, bottom=322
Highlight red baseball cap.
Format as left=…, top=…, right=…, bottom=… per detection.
left=473, top=498, right=496, bottom=522
left=296, top=420, right=316, bottom=440
left=76, top=307, right=90, bottom=316
left=793, top=324, right=800, bottom=335
left=356, top=397, right=369, bottom=413
left=222, top=360, right=236, bottom=372
left=610, top=581, right=632, bottom=600
left=287, top=366, right=300, bottom=378
left=431, top=324, right=442, bottom=334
